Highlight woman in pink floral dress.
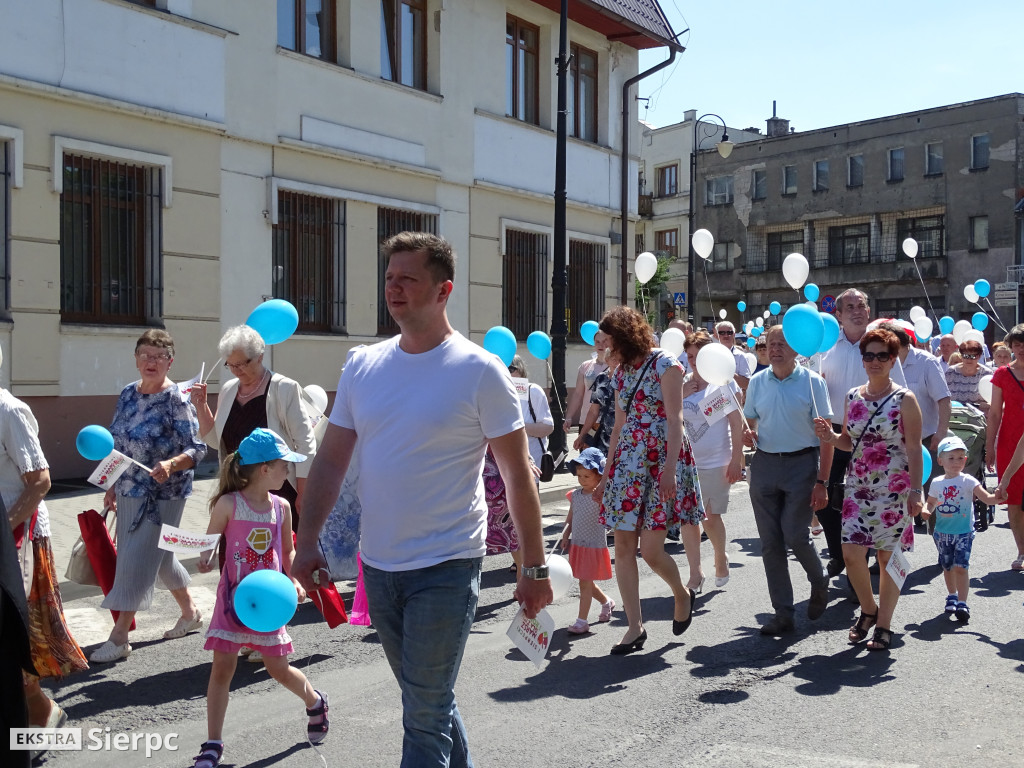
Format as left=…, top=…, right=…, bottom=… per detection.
left=815, top=328, right=923, bottom=652
left=594, top=306, right=704, bottom=655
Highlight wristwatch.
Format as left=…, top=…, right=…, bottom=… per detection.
left=521, top=564, right=550, bottom=580
left=815, top=479, right=827, bottom=486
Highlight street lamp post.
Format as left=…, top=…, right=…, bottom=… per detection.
left=687, top=114, right=734, bottom=327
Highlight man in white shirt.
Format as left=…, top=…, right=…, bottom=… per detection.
left=294, top=232, right=551, bottom=768
left=715, top=321, right=751, bottom=392
left=937, top=334, right=958, bottom=372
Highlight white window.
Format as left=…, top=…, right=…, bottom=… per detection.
left=848, top=154, right=864, bottom=187
left=925, top=142, right=943, bottom=175
left=705, top=175, right=733, bottom=206
left=782, top=165, right=797, bottom=195
left=971, top=134, right=990, bottom=170
left=813, top=160, right=829, bottom=191
left=888, top=147, right=904, bottom=182
left=970, top=216, right=989, bottom=250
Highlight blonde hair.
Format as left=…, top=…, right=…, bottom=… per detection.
left=209, top=451, right=269, bottom=512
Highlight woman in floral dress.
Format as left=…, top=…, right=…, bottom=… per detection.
left=483, top=447, right=521, bottom=574
left=815, top=328, right=923, bottom=651
left=594, top=306, right=704, bottom=654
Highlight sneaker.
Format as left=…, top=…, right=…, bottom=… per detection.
left=306, top=691, right=330, bottom=745
left=192, top=741, right=223, bottom=768
left=567, top=618, right=590, bottom=634
left=90, top=640, right=132, bottom=663
left=597, top=599, right=615, bottom=623
left=944, top=594, right=958, bottom=613
left=955, top=602, right=970, bottom=623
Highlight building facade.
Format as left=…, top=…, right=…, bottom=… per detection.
left=0, top=0, right=678, bottom=477
left=661, top=94, right=1024, bottom=332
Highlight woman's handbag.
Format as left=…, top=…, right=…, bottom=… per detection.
left=65, top=533, right=99, bottom=587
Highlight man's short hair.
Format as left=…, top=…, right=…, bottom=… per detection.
left=382, top=232, right=456, bottom=284
left=835, top=288, right=870, bottom=309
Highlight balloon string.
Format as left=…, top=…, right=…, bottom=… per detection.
left=981, top=297, right=1010, bottom=334
left=703, top=260, right=715, bottom=325
left=808, top=365, right=820, bottom=419
left=910, top=259, right=941, bottom=329
left=545, top=361, right=566, bottom=415
left=727, top=387, right=756, bottom=448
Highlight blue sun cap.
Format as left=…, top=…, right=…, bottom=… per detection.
left=238, top=428, right=307, bottom=465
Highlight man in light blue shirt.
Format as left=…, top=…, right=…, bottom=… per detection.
left=743, top=326, right=834, bottom=635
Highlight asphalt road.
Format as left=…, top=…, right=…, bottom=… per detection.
left=36, top=483, right=1024, bottom=768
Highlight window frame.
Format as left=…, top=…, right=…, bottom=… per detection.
left=971, top=133, right=990, bottom=170
left=925, top=141, right=944, bottom=176
left=568, top=43, right=598, bottom=143
left=887, top=147, right=905, bottom=182
left=381, top=0, right=427, bottom=91
left=896, top=215, right=944, bottom=260
left=765, top=230, right=803, bottom=272
left=654, top=228, right=678, bottom=260
left=705, top=175, right=733, bottom=206
left=813, top=159, right=829, bottom=192
left=752, top=169, right=767, bottom=201
left=567, top=235, right=607, bottom=340
left=708, top=241, right=734, bottom=273
left=655, top=164, right=678, bottom=197
left=501, top=223, right=550, bottom=340
left=377, top=206, right=440, bottom=335
left=847, top=154, right=864, bottom=187
left=506, top=15, right=540, bottom=126
left=969, top=216, right=989, bottom=251
left=828, top=222, right=871, bottom=266
left=278, top=0, right=337, bottom=63
left=782, top=165, right=797, bottom=195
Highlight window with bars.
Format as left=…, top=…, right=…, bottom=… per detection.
left=0, top=143, right=8, bottom=313
left=896, top=215, right=944, bottom=260
left=376, top=207, right=438, bottom=335
left=765, top=230, right=803, bottom=272
left=567, top=240, right=605, bottom=340
left=971, top=134, right=990, bottom=170
left=828, top=223, right=870, bottom=265
left=656, top=165, right=677, bottom=197
left=59, top=154, right=162, bottom=325
left=635, top=232, right=645, bottom=257
left=705, top=176, right=733, bottom=206
left=654, top=229, right=677, bottom=260
left=278, top=0, right=336, bottom=61
left=502, top=228, right=548, bottom=339
left=848, top=154, right=864, bottom=187
left=272, top=191, right=345, bottom=334
left=887, top=147, right=904, bottom=182
left=506, top=16, right=539, bottom=126
left=925, top=142, right=944, bottom=175
left=381, top=0, right=426, bottom=91
left=568, top=43, right=598, bottom=142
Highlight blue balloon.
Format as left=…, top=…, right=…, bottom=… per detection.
left=921, top=444, right=932, bottom=486
left=246, top=299, right=299, bottom=346
left=975, top=279, right=991, bottom=298
left=972, top=312, right=989, bottom=331
left=737, top=301, right=747, bottom=312
left=804, top=283, right=820, bottom=302
left=782, top=304, right=825, bottom=357
left=483, top=326, right=517, bottom=366
left=746, top=337, right=757, bottom=348
left=76, top=425, right=114, bottom=461
left=580, top=320, right=599, bottom=346
left=817, top=312, right=841, bottom=354
left=938, top=316, right=955, bottom=335
left=526, top=331, right=552, bottom=360
left=233, top=569, right=298, bottom=633
left=769, top=301, right=782, bottom=315
left=750, top=327, right=762, bottom=338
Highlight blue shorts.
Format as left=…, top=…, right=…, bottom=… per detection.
left=933, top=531, right=974, bottom=570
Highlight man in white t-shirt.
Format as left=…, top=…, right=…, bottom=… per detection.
left=294, top=232, right=551, bottom=767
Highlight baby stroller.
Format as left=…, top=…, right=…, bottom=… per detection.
left=946, top=401, right=993, bottom=531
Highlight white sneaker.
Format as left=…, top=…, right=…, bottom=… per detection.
left=90, top=640, right=132, bottom=663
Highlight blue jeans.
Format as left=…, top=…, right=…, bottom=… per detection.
left=362, top=557, right=482, bottom=768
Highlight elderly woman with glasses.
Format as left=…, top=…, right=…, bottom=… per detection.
left=944, top=340, right=993, bottom=410
left=191, top=325, right=317, bottom=528
left=814, top=328, right=924, bottom=652
left=90, top=330, right=208, bottom=663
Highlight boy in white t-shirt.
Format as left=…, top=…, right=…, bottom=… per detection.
left=923, top=436, right=999, bottom=623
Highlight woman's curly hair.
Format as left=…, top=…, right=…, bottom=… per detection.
left=599, top=306, right=654, bottom=367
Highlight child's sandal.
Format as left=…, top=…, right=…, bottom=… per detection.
left=192, top=741, right=223, bottom=768
left=848, top=611, right=877, bottom=644
left=306, top=690, right=330, bottom=745
left=866, top=626, right=892, bottom=651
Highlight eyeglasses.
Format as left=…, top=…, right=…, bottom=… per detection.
left=861, top=352, right=893, bottom=362
left=225, top=359, right=253, bottom=372
left=961, top=353, right=980, bottom=360
left=136, top=352, right=171, bottom=363
left=718, top=330, right=734, bottom=336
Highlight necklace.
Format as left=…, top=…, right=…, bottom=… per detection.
left=236, top=368, right=269, bottom=403
left=865, top=381, right=891, bottom=399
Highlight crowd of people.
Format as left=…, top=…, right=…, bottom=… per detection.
left=4, top=232, right=1024, bottom=767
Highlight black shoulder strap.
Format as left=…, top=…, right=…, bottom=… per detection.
left=525, top=387, right=545, bottom=453
left=624, top=352, right=661, bottom=416
left=850, top=388, right=900, bottom=458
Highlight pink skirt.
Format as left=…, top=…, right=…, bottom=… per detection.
left=568, top=544, right=613, bottom=581
left=204, top=637, right=293, bottom=656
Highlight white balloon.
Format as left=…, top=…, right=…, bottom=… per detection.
left=964, top=330, right=985, bottom=346
left=781, top=253, right=809, bottom=290
left=762, top=310, right=770, bottom=319
left=744, top=321, right=754, bottom=333
left=755, top=317, right=764, bottom=327
left=952, top=320, right=972, bottom=345
left=692, top=229, right=715, bottom=260
left=964, top=285, right=979, bottom=303
left=914, top=317, right=933, bottom=340
left=634, top=252, right=658, bottom=285
left=696, top=343, right=736, bottom=386
left=719, top=309, right=727, bottom=320
left=546, top=553, right=574, bottom=600
left=660, top=328, right=686, bottom=359
left=909, top=306, right=926, bottom=322
left=902, top=238, right=919, bottom=259
left=978, top=374, right=994, bottom=403
left=304, top=384, right=328, bottom=414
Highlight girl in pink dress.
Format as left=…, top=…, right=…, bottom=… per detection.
left=192, top=428, right=328, bottom=768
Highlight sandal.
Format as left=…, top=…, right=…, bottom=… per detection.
left=306, top=690, right=330, bottom=745
left=867, top=626, right=892, bottom=651
left=192, top=741, right=223, bottom=768
left=567, top=618, right=590, bottom=635
left=848, top=611, right=877, bottom=644
left=164, top=611, right=203, bottom=640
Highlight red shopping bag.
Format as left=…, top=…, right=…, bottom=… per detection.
left=308, top=580, right=348, bottom=629
left=79, top=509, right=136, bottom=631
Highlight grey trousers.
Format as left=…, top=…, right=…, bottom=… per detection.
left=749, top=450, right=826, bottom=619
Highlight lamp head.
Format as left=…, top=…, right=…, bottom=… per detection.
left=716, top=133, right=734, bottom=159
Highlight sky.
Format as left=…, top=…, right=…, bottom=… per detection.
left=638, top=0, right=1023, bottom=133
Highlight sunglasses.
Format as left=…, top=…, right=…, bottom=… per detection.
left=861, top=352, right=893, bottom=362
left=960, top=353, right=980, bottom=360
left=718, top=330, right=734, bottom=336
